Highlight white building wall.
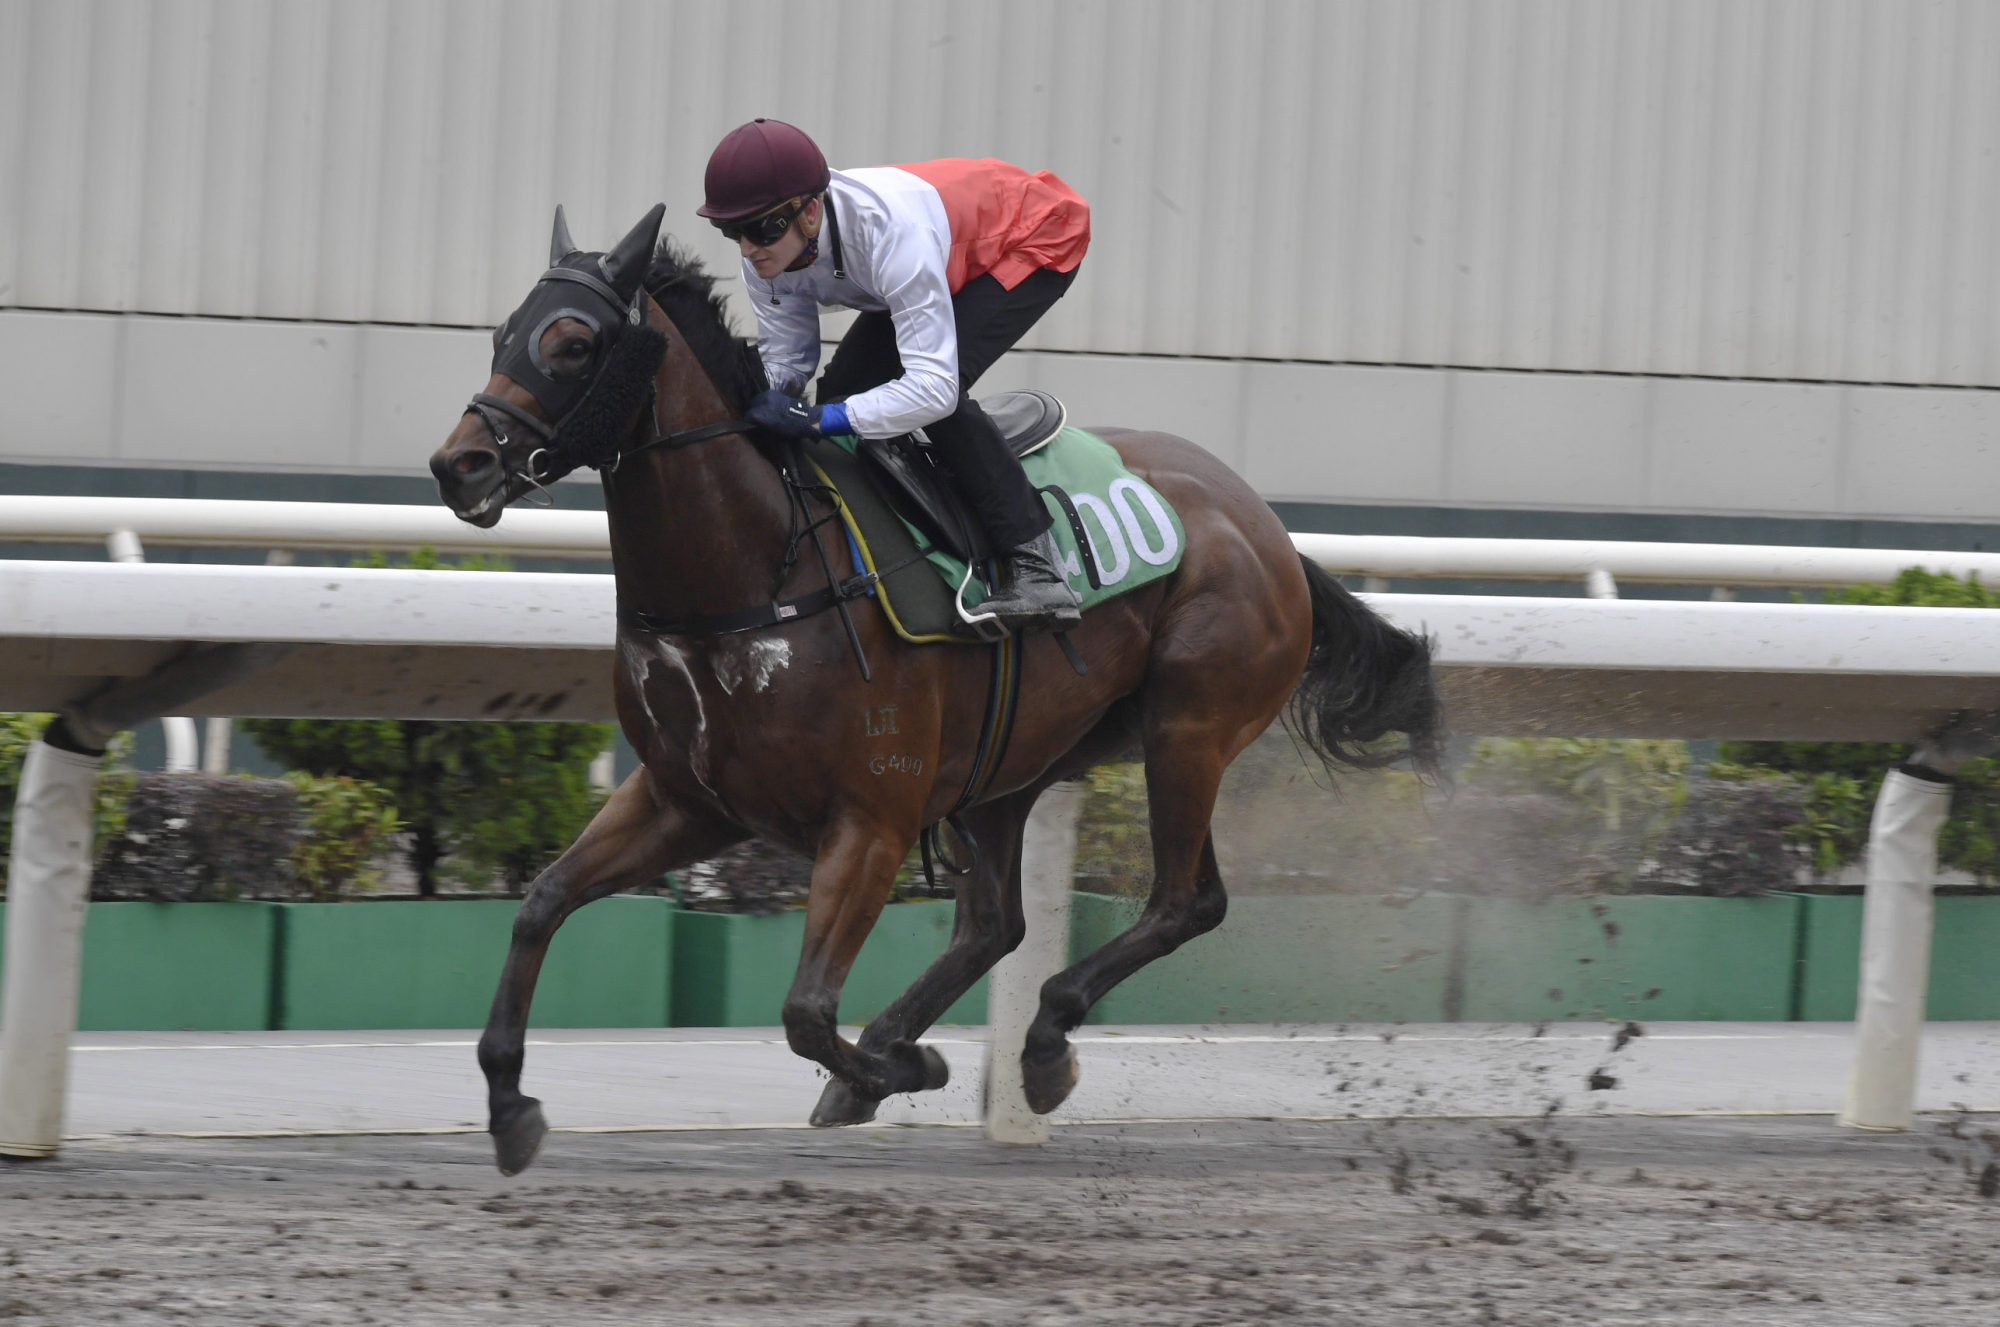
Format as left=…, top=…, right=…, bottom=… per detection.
left=8, top=308, right=2000, bottom=527
left=6, top=0, right=2000, bottom=385
left=3, top=0, right=1998, bottom=521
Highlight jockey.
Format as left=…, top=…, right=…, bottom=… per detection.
left=698, top=117, right=1089, bottom=635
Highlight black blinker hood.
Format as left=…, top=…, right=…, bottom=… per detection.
left=484, top=203, right=668, bottom=474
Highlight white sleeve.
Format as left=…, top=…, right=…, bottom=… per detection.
left=840, top=227, right=962, bottom=438
left=744, top=261, right=821, bottom=396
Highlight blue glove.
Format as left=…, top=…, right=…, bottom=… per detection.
left=747, top=389, right=818, bottom=439
left=816, top=402, right=852, bottom=436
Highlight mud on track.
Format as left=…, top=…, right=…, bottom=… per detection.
left=3, top=1116, right=1999, bottom=1325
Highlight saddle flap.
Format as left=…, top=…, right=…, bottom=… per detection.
left=846, top=390, right=1068, bottom=565
left=856, top=434, right=991, bottom=564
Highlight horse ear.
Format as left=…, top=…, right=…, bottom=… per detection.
left=548, top=203, right=580, bottom=265
left=550, top=204, right=579, bottom=265
left=601, top=203, right=666, bottom=302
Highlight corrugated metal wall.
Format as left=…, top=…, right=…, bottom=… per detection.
left=4, top=0, right=1998, bottom=386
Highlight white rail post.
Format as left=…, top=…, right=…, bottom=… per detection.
left=984, top=779, right=1084, bottom=1145
left=1841, top=769, right=1954, bottom=1131
left=161, top=719, right=200, bottom=773
left=0, top=741, right=104, bottom=1157
left=201, top=718, right=233, bottom=776
left=106, top=529, right=202, bottom=773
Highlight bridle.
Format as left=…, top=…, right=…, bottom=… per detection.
left=463, top=369, right=756, bottom=499
left=463, top=265, right=756, bottom=496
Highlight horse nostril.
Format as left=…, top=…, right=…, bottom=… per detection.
left=454, top=450, right=496, bottom=479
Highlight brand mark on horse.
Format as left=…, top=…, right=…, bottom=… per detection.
left=869, top=752, right=923, bottom=776
left=864, top=705, right=900, bottom=736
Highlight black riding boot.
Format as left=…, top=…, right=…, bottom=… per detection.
left=920, top=394, right=1083, bottom=634
left=977, top=527, right=1083, bottom=635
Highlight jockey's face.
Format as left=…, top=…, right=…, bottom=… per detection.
left=736, top=196, right=819, bottom=280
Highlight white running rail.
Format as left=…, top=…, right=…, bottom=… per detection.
left=6, top=495, right=2000, bottom=593
left=4, top=497, right=1996, bottom=1155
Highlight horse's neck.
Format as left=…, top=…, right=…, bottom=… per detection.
left=601, top=345, right=799, bottom=621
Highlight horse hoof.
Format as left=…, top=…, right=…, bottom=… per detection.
left=916, top=1044, right=951, bottom=1092
left=810, top=1079, right=880, bottom=1128
left=491, top=1098, right=548, bottom=1176
left=1020, top=1044, right=1079, bottom=1115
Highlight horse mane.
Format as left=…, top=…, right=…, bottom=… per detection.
left=643, top=239, right=769, bottom=412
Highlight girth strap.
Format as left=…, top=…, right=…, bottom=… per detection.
left=916, top=625, right=1025, bottom=896
left=619, top=573, right=877, bottom=638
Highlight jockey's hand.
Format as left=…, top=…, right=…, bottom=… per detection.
left=747, top=389, right=819, bottom=439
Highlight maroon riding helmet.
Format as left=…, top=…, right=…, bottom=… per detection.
left=697, top=118, right=830, bottom=222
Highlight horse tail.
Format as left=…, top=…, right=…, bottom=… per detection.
left=1284, top=555, right=1446, bottom=781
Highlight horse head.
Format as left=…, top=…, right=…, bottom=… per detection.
left=433, top=203, right=668, bottom=527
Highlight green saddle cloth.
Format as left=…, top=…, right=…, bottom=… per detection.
left=807, top=425, right=1186, bottom=645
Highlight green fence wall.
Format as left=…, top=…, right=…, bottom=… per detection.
left=276, top=896, right=676, bottom=1030
left=1795, top=894, right=2000, bottom=1022
left=672, top=900, right=986, bottom=1028
left=1456, top=896, right=1804, bottom=1023
left=1071, top=893, right=1459, bottom=1024
left=1068, top=894, right=1807, bottom=1024
left=6, top=891, right=1998, bottom=1030
left=0, top=900, right=279, bottom=1031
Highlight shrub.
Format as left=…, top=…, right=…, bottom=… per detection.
left=1640, top=773, right=1811, bottom=895
left=0, top=713, right=135, bottom=892
left=92, top=773, right=301, bottom=901
left=1072, top=736, right=1705, bottom=900
left=1075, top=762, right=1151, bottom=896
left=90, top=772, right=401, bottom=901
left=242, top=717, right=614, bottom=895
left=678, top=838, right=816, bottom=913
left=287, top=773, right=402, bottom=900
left=1462, top=738, right=1690, bottom=843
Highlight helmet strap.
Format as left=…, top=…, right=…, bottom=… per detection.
left=785, top=195, right=824, bottom=273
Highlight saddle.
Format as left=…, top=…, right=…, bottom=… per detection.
left=852, top=389, right=1067, bottom=565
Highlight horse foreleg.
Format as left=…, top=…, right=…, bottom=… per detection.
left=1022, top=742, right=1231, bottom=1115
left=480, top=770, right=742, bottom=1175
left=811, top=798, right=1030, bottom=1126
left=780, top=817, right=943, bottom=1122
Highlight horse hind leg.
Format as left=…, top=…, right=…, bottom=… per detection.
left=811, top=797, right=1030, bottom=1127
left=479, top=771, right=743, bottom=1175
left=1021, top=738, right=1233, bottom=1115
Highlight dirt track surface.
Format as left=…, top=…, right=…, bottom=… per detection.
left=3, top=1117, right=1998, bottom=1325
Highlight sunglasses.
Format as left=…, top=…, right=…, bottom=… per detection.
left=715, top=200, right=804, bottom=247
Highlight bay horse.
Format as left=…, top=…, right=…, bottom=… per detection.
left=432, top=206, right=1442, bottom=1175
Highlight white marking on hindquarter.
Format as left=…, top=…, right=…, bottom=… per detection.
left=620, top=635, right=716, bottom=794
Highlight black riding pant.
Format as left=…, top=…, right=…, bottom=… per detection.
left=815, top=265, right=1077, bottom=551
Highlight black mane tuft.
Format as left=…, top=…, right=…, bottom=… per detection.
left=643, top=239, right=768, bottom=412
